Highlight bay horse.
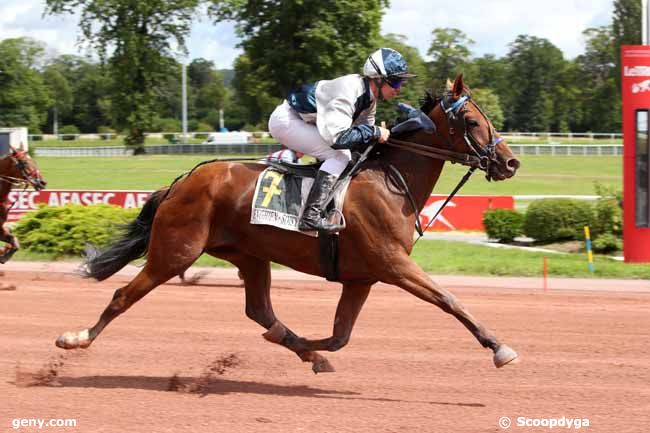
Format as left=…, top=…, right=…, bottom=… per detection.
left=0, top=145, right=47, bottom=265
left=56, top=75, right=522, bottom=372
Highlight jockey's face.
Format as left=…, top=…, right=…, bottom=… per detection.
left=380, top=81, right=401, bottom=100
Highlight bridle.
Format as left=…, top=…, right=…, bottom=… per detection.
left=0, top=152, right=45, bottom=190
left=384, top=92, right=505, bottom=243
left=440, top=93, right=503, bottom=179
left=387, top=92, right=503, bottom=181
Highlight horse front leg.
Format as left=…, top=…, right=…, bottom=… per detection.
left=0, top=226, right=19, bottom=264
left=380, top=253, right=518, bottom=368
left=232, top=254, right=336, bottom=373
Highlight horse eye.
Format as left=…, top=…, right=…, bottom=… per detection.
left=467, top=119, right=480, bottom=128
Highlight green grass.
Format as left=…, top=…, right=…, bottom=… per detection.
left=34, top=154, right=621, bottom=194
left=13, top=239, right=648, bottom=279
left=432, top=155, right=621, bottom=196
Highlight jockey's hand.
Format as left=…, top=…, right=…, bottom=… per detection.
left=378, top=126, right=391, bottom=144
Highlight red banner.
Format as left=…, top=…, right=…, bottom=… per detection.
left=420, top=195, right=514, bottom=231
left=7, top=190, right=514, bottom=231
left=6, top=190, right=153, bottom=222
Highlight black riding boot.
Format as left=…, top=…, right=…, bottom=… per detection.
left=298, top=170, right=345, bottom=233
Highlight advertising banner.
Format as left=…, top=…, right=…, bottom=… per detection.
left=7, top=189, right=514, bottom=231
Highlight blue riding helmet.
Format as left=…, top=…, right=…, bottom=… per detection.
left=363, top=48, right=417, bottom=81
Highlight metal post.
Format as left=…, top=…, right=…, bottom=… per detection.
left=181, top=63, right=188, bottom=144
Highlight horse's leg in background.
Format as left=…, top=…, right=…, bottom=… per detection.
left=0, top=226, right=18, bottom=264
left=381, top=253, right=518, bottom=368
left=231, top=253, right=336, bottom=373
left=56, top=216, right=208, bottom=349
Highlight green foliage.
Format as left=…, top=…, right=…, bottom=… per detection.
left=483, top=209, right=524, bottom=243
left=209, top=0, right=388, bottom=123
left=59, top=124, right=80, bottom=140
left=427, top=28, right=474, bottom=82
left=45, top=0, right=201, bottom=149
left=591, top=232, right=622, bottom=253
left=592, top=183, right=623, bottom=239
left=13, top=204, right=139, bottom=257
left=524, top=198, right=594, bottom=243
left=0, top=38, right=53, bottom=131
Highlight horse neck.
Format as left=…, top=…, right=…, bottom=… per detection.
left=381, top=131, right=446, bottom=211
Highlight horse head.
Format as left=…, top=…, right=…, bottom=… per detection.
left=3, top=145, right=47, bottom=191
left=428, top=74, right=520, bottom=181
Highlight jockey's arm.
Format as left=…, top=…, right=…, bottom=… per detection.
left=318, top=96, right=381, bottom=152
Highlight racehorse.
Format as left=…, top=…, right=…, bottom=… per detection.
left=56, top=75, right=522, bottom=372
left=0, top=145, right=47, bottom=265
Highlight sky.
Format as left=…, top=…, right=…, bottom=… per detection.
left=0, top=0, right=615, bottom=69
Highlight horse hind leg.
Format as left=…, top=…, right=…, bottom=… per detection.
left=57, top=221, right=207, bottom=349
left=56, top=263, right=181, bottom=349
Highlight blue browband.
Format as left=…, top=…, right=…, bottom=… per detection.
left=444, top=95, right=469, bottom=114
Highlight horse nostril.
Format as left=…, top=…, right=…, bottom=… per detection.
left=506, top=158, right=521, bottom=171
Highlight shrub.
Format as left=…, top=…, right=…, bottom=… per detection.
left=483, top=209, right=524, bottom=243
left=58, top=125, right=80, bottom=141
left=592, top=233, right=622, bottom=253
left=524, top=198, right=593, bottom=243
left=592, top=183, right=623, bottom=238
left=97, top=126, right=116, bottom=140
left=193, top=122, right=214, bottom=140
left=13, top=204, right=139, bottom=257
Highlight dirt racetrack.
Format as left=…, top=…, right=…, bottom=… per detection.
left=1, top=261, right=649, bottom=433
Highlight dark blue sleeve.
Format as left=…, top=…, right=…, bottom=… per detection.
left=331, top=124, right=380, bottom=152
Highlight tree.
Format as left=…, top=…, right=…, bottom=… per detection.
left=576, top=26, right=620, bottom=132
left=612, top=0, right=641, bottom=90
left=47, top=55, right=113, bottom=132
left=426, top=28, right=474, bottom=82
left=209, top=0, right=389, bottom=123
left=504, top=35, right=567, bottom=131
left=0, top=38, right=52, bottom=132
left=42, top=66, right=73, bottom=134
left=45, top=0, right=201, bottom=151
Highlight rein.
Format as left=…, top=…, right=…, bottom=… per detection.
left=384, top=92, right=503, bottom=244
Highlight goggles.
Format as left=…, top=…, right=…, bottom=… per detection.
left=385, top=77, right=403, bottom=89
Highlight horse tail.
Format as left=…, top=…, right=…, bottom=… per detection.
left=82, top=187, right=169, bottom=281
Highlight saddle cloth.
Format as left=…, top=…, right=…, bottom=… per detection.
left=250, top=167, right=350, bottom=235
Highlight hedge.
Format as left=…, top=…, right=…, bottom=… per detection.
left=13, top=204, right=139, bottom=257
left=483, top=209, right=524, bottom=243
left=523, top=198, right=593, bottom=243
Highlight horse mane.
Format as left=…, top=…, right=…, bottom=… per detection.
left=419, top=89, right=442, bottom=114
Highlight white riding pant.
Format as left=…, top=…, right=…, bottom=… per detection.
left=268, top=101, right=352, bottom=177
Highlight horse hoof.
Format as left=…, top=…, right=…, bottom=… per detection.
left=493, top=344, right=519, bottom=368
left=56, top=330, right=91, bottom=350
left=312, top=358, right=336, bottom=374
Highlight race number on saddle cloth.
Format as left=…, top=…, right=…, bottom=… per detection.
left=250, top=167, right=350, bottom=235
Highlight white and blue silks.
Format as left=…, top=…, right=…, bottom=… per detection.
left=268, top=74, right=379, bottom=177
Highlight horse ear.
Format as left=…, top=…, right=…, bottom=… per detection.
left=445, top=78, right=453, bottom=92
left=453, top=74, right=465, bottom=98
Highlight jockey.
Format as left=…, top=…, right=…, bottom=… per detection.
left=268, top=47, right=415, bottom=233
